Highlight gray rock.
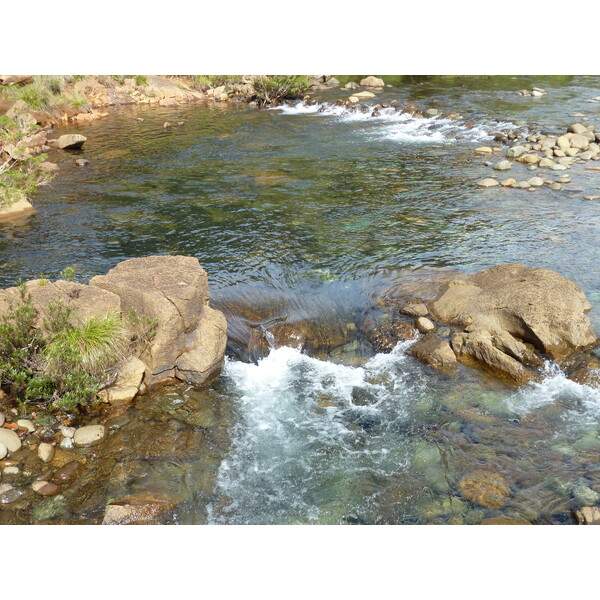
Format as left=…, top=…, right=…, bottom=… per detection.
left=415, top=317, right=435, bottom=333
left=493, top=160, right=512, bottom=171
left=551, top=164, right=568, bottom=171
left=506, top=145, right=526, bottom=159
left=33, top=495, right=69, bottom=523
left=528, top=177, right=544, bottom=187
left=477, top=178, right=500, bottom=188
left=570, top=134, right=589, bottom=150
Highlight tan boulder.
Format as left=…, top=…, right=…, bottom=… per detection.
left=90, top=255, right=226, bottom=386
left=99, top=356, right=147, bottom=404
left=360, top=76, right=385, bottom=87
left=406, top=334, right=457, bottom=372
left=431, top=264, right=596, bottom=362
left=0, top=279, right=121, bottom=332
left=0, top=197, right=36, bottom=222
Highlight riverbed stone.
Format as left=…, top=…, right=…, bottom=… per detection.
left=518, top=154, right=541, bottom=164
left=574, top=506, right=600, bottom=524
left=400, top=301, right=429, bottom=317
left=353, top=91, right=375, bottom=99
left=0, top=442, right=7, bottom=460
left=501, top=178, right=516, bottom=187
left=32, top=494, right=69, bottom=522
left=102, top=492, right=181, bottom=525
left=38, top=443, right=55, bottom=463
left=415, top=317, right=435, bottom=333
left=0, top=429, right=21, bottom=453
left=506, top=145, right=526, bottom=159
left=528, top=176, right=544, bottom=187
left=99, top=356, right=147, bottom=405
left=458, top=469, right=511, bottom=509
left=32, top=480, right=60, bottom=496
left=73, top=425, right=107, bottom=448
left=344, top=81, right=359, bottom=90
left=57, top=134, right=87, bottom=150
left=406, top=334, right=457, bottom=372
left=475, top=147, right=493, bottom=154
left=493, top=160, right=512, bottom=171
left=477, top=178, right=499, bottom=188
left=17, top=419, right=35, bottom=433
left=360, top=76, right=385, bottom=88
left=569, top=123, right=588, bottom=135
left=570, top=134, right=589, bottom=150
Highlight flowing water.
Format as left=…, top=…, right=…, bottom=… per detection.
left=2, top=75, right=600, bottom=524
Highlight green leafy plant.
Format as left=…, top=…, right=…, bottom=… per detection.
left=0, top=286, right=126, bottom=411
left=59, top=266, right=76, bottom=281
left=252, top=75, right=309, bottom=107
left=134, top=75, right=148, bottom=87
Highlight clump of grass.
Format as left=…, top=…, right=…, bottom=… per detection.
left=0, top=286, right=126, bottom=411
left=60, top=266, right=76, bottom=281
left=190, top=75, right=243, bottom=89
left=111, top=75, right=126, bottom=85
left=134, top=75, right=148, bottom=87
left=67, top=90, right=90, bottom=112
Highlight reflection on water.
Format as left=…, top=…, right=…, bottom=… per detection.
left=2, top=76, right=600, bottom=524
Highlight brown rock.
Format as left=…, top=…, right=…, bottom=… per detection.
left=406, top=334, right=457, bottom=372
left=458, top=470, right=511, bottom=509
left=574, top=506, right=600, bottom=524
left=57, top=134, right=87, bottom=150
left=31, top=480, right=60, bottom=496
left=400, top=302, right=429, bottom=317
left=102, top=492, right=181, bottom=525
left=431, top=264, right=596, bottom=363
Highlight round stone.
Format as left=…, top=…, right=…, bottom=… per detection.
left=38, top=443, right=55, bottom=464
left=493, top=160, right=512, bottom=171
left=32, top=480, right=60, bottom=496
left=0, top=442, right=7, bottom=460
left=477, top=178, right=500, bottom=188
left=73, top=425, right=107, bottom=448
left=17, top=419, right=35, bottom=433
left=415, top=317, right=435, bottom=334
left=528, top=177, right=544, bottom=187
left=60, top=426, right=76, bottom=439
left=0, top=429, right=21, bottom=453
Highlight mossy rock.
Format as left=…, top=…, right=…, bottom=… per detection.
left=458, top=469, right=511, bottom=509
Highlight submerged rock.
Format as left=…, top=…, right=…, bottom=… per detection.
left=102, top=492, right=181, bottom=525
left=406, top=334, right=457, bottom=372
left=458, top=469, right=511, bottom=509
left=57, top=134, right=87, bottom=150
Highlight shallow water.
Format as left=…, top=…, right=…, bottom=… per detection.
left=2, top=75, right=600, bottom=523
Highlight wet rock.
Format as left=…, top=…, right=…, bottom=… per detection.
left=90, top=255, right=227, bottom=387
left=424, top=108, right=440, bottom=118
left=33, top=494, right=69, bottom=522
left=17, top=419, right=35, bottom=433
left=0, top=485, right=24, bottom=505
left=32, top=480, right=60, bottom=496
left=569, top=123, right=588, bottom=135
left=353, top=91, right=375, bottom=99
left=481, top=515, right=530, bottom=525
left=102, top=492, right=181, bottom=525
left=60, top=426, right=76, bottom=438
left=415, top=317, right=435, bottom=333
left=360, top=76, right=385, bottom=87
left=57, top=134, right=87, bottom=150
left=572, top=481, right=600, bottom=506
left=53, top=460, right=83, bottom=483
left=406, top=334, right=457, bottom=372
left=0, top=442, right=7, bottom=460
left=400, top=301, right=429, bottom=317
left=501, top=178, right=516, bottom=187
left=75, top=158, right=89, bottom=166
left=344, top=81, right=359, bottom=90
left=528, top=176, right=544, bottom=187
left=73, top=425, right=107, bottom=448
left=431, top=264, right=596, bottom=364
left=573, top=506, right=600, bottom=524
left=570, top=134, right=589, bottom=150
left=493, top=160, right=512, bottom=171
left=475, top=147, right=493, bottom=154
left=0, top=429, right=21, bottom=453
left=37, top=443, right=55, bottom=463
left=458, top=469, right=511, bottom=509
left=517, top=154, right=541, bottom=164
left=506, top=145, right=526, bottom=159
left=477, top=178, right=499, bottom=188
left=60, top=437, right=74, bottom=449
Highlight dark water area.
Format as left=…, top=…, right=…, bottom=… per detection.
left=2, top=75, right=600, bottom=524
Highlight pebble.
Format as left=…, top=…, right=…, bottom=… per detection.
left=476, top=178, right=500, bottom=188
left=3, top=466, right=19, bottom=475
left=17, top=419, right=35, bottom=433
left=584, top=195, right=600, bottom=200
left=550, top=183, right=563, bottom=191
left=528, top=177, right=544, bottom=187
left=75, top=159, right=89, bottom=167
left=73, top=425, right=107, bottom=447
left=493, top=160, right=512, bottom=171
left=0, top=412, right=5, bottom=427
left=556, top=176, right=571, bottom=183
left=0, top=429, right=21, bottom=453
left=512, top=181, right=531, bottom=189
left=32, top=480, right=60, bottom=496
left=415, top=317, right=435, bottom=333
left=506, top=145, right=526, bottom=159
left=538, top=158, right=555, bottom=168
left=527, top=165, right=538, bottom=171
left=501, top=178, right=516, bottom=187
left=0, top=442, right=7, bottom=460
left=475, top=147, right=493, bottom=154
left=551, top=164, right=568, bottom=171
left=38, top=443, right=55, bottom=463
left=60, top=426, right=76, bottom=438
left=60, top=437, right=74, bottom=449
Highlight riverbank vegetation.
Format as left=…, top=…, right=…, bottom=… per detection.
left=0, top=285, right=125, bottom=411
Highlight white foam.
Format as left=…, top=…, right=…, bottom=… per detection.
left=270, top=101, right=518, bottom=144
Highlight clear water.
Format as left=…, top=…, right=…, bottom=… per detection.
left=2, top=75, right=600, bottom=523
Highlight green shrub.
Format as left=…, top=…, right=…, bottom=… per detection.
left=253, top=75, right=309, bottom=107
left=0, top=153, right=53, bottom=209
left=111, top=75, right=126, bottom=85
left=68, top=90, right=89, bottom=111
left=134, top=75, right=148, bottom=87
left=0, top=286, right=126, bottom=411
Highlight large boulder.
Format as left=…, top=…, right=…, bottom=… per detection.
left=58, top=134, right=87, bottom=150
left=406, top=334, right=457, bottom=372
left=90, top=255, right=226, bottom=386
left=431, top=264, right=596, bottom=361
left=0, top=279, right=121, bottom=330
left=360, top=76, right=385, bottom=87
